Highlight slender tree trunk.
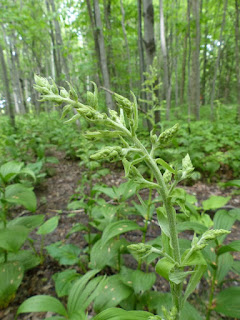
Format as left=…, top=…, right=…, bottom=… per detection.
left=235, top=0, right=240, bottom=121
left=187, top=0, right=192, bottom=122
left=143, top=0, right=156, bottom=69
left=210, top=0, right=228, bottom=121
left=190, top=0, right=201, bottom=120
left=120, top=0, right=132, bottom=91
left=86, top=0, right=101, bottom=86
left=159, top=0, right=171, bottom=120
left=137, top=0, right=145, bottom=89
left=180, top=32, right=188, bottom=105
left=174, top=0, right=179, bottom=109
left=0, top=43, right=15, bottom=128
left=93, top=0, right=114, bottom=110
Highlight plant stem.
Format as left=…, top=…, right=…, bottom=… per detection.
left=206, top=256, right=218, bottom=320
left=132, top=136, right=182, bottom=317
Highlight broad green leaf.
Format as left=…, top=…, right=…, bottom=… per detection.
left=68, top=269, right=104, bottom=315
left=53, top=270, right=81, bottom=297
left=46, top=242, right=81, bottom=265
left=183, top=265, right=207, bottom=303
left=90, top=238, right=128, bottom=270
left=94, top=275, right=132, bottom=313
left=215, top=287, right=240, bottom=318
left=202, top=196, right=231, bottom=211
left=93, top=307, right=153, bottom=320
left=156, top=208, right=170, bottom=238
left=5, top=184, right=37, bottom=212
left=19, top=167, right=36, bottom=182
left=67, top=223, right=88, bottom=237
left=120, top=267, right=156, bottom=294
left=37, top=216, right=59, bottom=235
left=216, top=253, right=233, bottom=283
left=217, top=240, right=240, bottom=255
left=180, top=301, right=202, bottom=320
left=169, top=270, right=194, bottom=285
left=17, top=295, right=68, bottom=317
left=93, top=186, right=117, bottom=199
left=0, top=226, right=30, bottom=252
left=6, top=250, right=41, bottom=271
left=7, top=215, right=44, bottom=231
left=155, top=257, right=175, bottom=280
left=0, top=161, right=23, bottom=183
left=224, top=180, right=240, bottom=188
left=0, top=261, right=24, bottom=308
left=181, top=250, right=207, bottom=267
left=213, top=210, right=236, bottom=243
left=231, top=261, right=240, bottom=275
left=101, top=220, right=140, bottom=246
left=177, top=221, right=207, bottom=234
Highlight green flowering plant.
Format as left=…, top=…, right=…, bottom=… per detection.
left=32, top=75, right=231, bottom=320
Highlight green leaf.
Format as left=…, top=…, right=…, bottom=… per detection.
left=0, top=161, right=23, bottom=183
left=0, top=261, right=24, bottom=308
left=177, top=221, right=208, bottom=234
left=217, top=240, right=240, bottom=255
left=101, top=220, right=140, bottom=246
left=0, top=226, right=30, bottom=252
left=6, top=250, right=41, bottom=271
left=5, top=184, right=37, bottom=212
left=120, top=267, right=156, bottom=294
left=37, top=216, right=59, bottom=235
left=202, top=196, right=231, bottom=211
left=169, top=270, right=194, bottom=285
left=93, top=307, right=153, bottom=320
left=180, top=301, right=202, bottom=320
left=46, top=242, right=81, bottom=265
left=68, top=269, right=105, bottom=315
left=155, top=158, right=176, bottom=174
left=224, top=180, right=240, bottom=188
left=94, top=275, right=132, bottom=313
left=155, top=257, right=175, bottom=281
left=183, top=265, right=207, bottom=303
left=17, top=295, right=68, bottom=317
left=53, top=270, right=81, bottom=297
left=181, top=250, right=207, bottom=267
left=156, top=208, right=170, bottom=238
left=216, top=253, right=233, bottom=283
left=213, top=210, right=236, bottom=243
left=90, top=238, right=128, bottom=270
left=7, top=215, right=44, bottom=231
left=215, top=287, right=240, bottom=318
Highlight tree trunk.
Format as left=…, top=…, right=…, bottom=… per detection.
left=0, top=42, right=15, bottom=128
left=137, top=0, right=146, bottom=91
left=210, top=0, right=228, bottom=121
left=120, top=0, right=132, bottom=91
left=180, top=31, right=188, bottom=105
left=235, top=0, right=240, bottom=121
left=187, top=0, right=192, bottom=122
left=93, top=0, right=114, bottom=110
left=143, top=0, right=156, bottom=69
left=190, top=0, right=201, bottom=120
left=159, top=0, right=171, bottom=120
left=86, top=0, right=101, bottom=86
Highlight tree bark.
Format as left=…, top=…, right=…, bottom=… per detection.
left=120, top=0, right=132, bottom=90
left=159, top=0, right=171, bottom=120
left=235, top=0, right=240, bottom=121
left=190, top=0, right=201, bottom=120
left=180, top=31, right=188, bottom=105
left=210, top=0, right=228, bottom=121
left=143, top=0, right=156, bottom=69
left=93, top=0, right=114, bottom=110
left=0, top=42, right=15, bottom=128
left=137, top=0, right=146, bottom=91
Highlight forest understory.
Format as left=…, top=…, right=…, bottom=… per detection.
left=1, top=150, right=239, bottom=320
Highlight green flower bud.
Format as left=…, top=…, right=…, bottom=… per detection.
left=163, top=169, right=172, bottom=184
left=61, top=104, right=72, bottom=119
left=114, top=93, right=133, bottom=117
left=34, top=74, right=49, bottom=88
left=90, top=146, right=123, bottom=161
left=60, top=88, right=69, bottom=98
left=87, top=91, right=98, bottom=109
left=181, top=154, right=194, bottom=179
left=128, top=243, right=153, bottom=259
left=158, top=124, right=179, bottom=145
left=195, top=229, right=230, bottom=251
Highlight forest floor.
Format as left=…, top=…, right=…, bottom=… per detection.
left=1, top=150, right=239, bottom=320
